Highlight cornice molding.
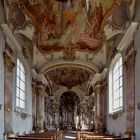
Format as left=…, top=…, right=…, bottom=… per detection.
left=117, top=22, right=139, bottom=51
left=40, top=60, right=99, bottom=74
left=1, top=24, right=22, bottom=52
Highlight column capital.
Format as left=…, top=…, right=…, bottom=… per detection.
left=32, top=76, right=37, bottom=94
left=3, top=50, right=15, bottom=73
left=36, top=74, right=47, bottom=96
left=37, top=74, right=47, bottom=85
left=3, top=42, right=15, bottom=73
left=94, top=81, right=102, bottom=94
left=37, top=85, right=45, bottom=97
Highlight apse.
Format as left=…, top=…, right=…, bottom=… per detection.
left=59, top=91, right=80, bottom=130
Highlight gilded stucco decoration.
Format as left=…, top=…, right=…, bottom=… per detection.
left=37, top=86, right=45, bottom=96
left=3, top=43, right=15, bottom=72
left=32, top=77, right=36, bottom=94
left=36, top=81, right=46, bottom=96
left=63, top=42, right=75, bottom=61
left=3, top=52, right=15, bottom=73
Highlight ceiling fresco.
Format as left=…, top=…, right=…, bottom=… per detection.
left=75, top=81, right=89, bottom=93
left=7, top=0, right=131, bottom=53
left=4, top=0, right=135, bottom=95
left=45, top=67, right=93, bottom=89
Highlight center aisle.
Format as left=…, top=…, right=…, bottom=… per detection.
left=62, top=131, right=77, bottom=140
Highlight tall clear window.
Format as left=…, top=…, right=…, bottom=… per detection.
left=112, top=57, right=123, bottom=112
left=16, top=59, right=26, bottom=109
left=109, top=55, right=123, bottom=113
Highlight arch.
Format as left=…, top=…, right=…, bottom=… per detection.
left=45, top=85, right=52, bottom=96
left=109, top=53, right=122, bottom=76
left=39, top=60, right=99, bottom=74
left=59, top=91, right=80, bottom=106
left=53, top=87, right=84, bottom=103
left=45, top=77, right=52, bottom=96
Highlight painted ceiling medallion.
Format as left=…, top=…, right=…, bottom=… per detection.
left=112, top=1, right=129, bottom=29
left=45, top=67, right=93, bottom=89
left=63, top=42, right=75, bottom=61
left=9, top=2, right=25, bottom=28
left=15, top=0, right=126, bottom=53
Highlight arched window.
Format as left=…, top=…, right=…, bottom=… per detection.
left=109, top=54, right=123, bottom=113
left=16, top=59, right=26, bottom=109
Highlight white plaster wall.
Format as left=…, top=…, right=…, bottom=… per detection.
left=134, top=20, right=140, bottom=140
left=12, top=57, right=32, bottom=134
left=0, top=1, right=5, bottom=24
left=107, top=74, right=126, bottom=136
left=1, top=23, right=33, bottom=136
left=106, top=0, right=140, bottom=138
left=0, top=31, right=5, bottom=140
left=134, top=1, right=140, bottom=139
left=106, top=40, right=127, bottom=136
left=0, top=2, right=5, bottom=139
left=135, top=27, right=140, bottom=140
left=107, top=113, right=126, bottom=136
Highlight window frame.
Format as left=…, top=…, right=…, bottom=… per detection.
left=16, top=58, right=26, bottom=109
left=109, top=54, right=123, bottom=114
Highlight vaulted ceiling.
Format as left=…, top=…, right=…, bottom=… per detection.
left=4, top=0, right=135, bottom=93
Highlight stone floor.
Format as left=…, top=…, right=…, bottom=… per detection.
left=62, top=131, right=76, bottom=140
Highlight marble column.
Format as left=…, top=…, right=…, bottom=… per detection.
left=32, top=77, right=37, bottom=129
left=36, top=84, right=45, bottom=130
left=54, top=102, right=60, bottom=130
left=3, top=45, right=15, bottom=136
left=101, top=79, right=107, bottom=132
left=49, top=96, right=56, bottom=128
left=124, top=50, right=135, bottom=138
left=94, top=81, right=103, bottom=133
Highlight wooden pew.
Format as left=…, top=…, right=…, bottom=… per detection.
left=27, top=131, right=62, bottom=140
left=10, top=131, right=63, bottom=140
left=8, top=136, right=53, bottom=140
left=81, top=136, right=130, bottom=140
left=76, top=131, right=130, bottom=140
left=77, top=131, right=112, bottom=140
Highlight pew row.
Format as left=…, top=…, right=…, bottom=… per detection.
left=8, top=131, right=63, bottom=140
left=8, top=137, right=53, bottom=140
left=76, top=131, right=131, bottom=140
